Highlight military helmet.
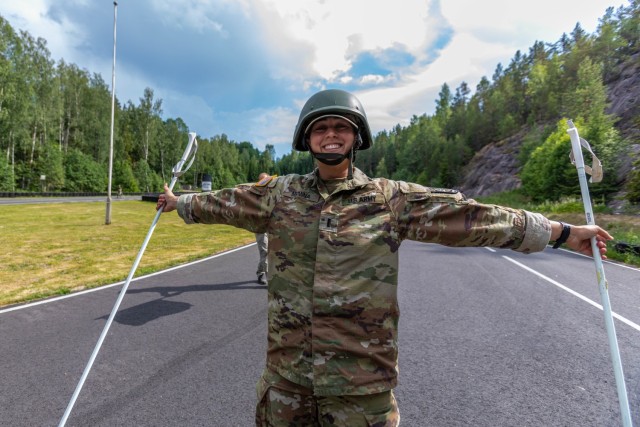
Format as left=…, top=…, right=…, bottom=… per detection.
left=292, top=89, right=373, bottom=152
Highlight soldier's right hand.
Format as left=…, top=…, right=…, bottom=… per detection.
left=157, top=183, right=178, bottom=212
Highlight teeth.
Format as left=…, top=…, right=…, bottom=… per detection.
left=325, top=144, right=340, bottom=149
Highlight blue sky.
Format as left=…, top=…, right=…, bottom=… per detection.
left=0, top=0, right=623, bottom=159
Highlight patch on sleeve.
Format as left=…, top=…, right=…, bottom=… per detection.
left=399, top=182, right=431, bottom=201
left=255, top=174, right=277, bottom=187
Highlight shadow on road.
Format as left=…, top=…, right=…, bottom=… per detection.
left=97, top=280, right=265, bottom=326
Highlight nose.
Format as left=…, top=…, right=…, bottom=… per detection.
left=325, top=126, right=338, bottom=136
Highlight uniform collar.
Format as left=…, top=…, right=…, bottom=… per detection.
left=306, top=167, right=371, bottom=198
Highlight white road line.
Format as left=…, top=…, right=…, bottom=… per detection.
left=558, top=247, right=640, bottom=272
left=502, top=255, right=640, bottom=333
left=0, top=243, right=256, bottom=315
left=484, top=245, right=640, bottom=272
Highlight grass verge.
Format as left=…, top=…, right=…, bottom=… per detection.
left=0, top=201, right=255, bottom=307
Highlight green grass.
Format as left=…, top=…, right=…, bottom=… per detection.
left=0, top=201, right=255, bottom=307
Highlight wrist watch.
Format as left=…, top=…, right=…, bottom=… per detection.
left=552, top=222, right=571, bottom=249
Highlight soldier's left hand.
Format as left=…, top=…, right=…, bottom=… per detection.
left=565, top=225, right=613, bottom=259
left=157, top=183, right=178, bottom=212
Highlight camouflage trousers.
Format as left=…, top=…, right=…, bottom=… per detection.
left=255, top=371, right=399, bottom=426
left=255, top=233, right=268, bottom=275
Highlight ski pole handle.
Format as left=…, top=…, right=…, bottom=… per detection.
left=566, top=120, right=594, bottom=225
left=169, top=131, right=198, bottom=189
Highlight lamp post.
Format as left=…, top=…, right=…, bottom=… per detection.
left=105, top=1, right=118, bottom=225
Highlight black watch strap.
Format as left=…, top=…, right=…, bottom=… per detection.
left=552, top=222, right=571, bottom=249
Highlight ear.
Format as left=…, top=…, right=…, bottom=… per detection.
left=354, top=133, right=363, bottom=150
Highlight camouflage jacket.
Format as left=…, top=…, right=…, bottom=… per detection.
left=176, top=167, right=551, bottom=396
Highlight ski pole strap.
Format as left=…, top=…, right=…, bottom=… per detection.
left=569, top=136, right=603, bottom=183
left=172, top=132, right=198, bottom=178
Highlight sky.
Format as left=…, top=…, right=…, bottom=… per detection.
left=0, top=0, right=625, bottom=159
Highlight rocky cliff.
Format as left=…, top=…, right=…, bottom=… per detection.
left=458, top=53, right=640, bottom=202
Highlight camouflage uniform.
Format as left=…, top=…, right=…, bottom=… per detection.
left=176, top=167, right=551, bottom=424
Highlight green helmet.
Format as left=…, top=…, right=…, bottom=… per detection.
left=292, top=89, right=373, bottom=152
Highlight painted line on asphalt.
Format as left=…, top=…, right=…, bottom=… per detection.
left=558, top=247, right=640, bottom=272
left=0, top=243, right=256, bottom=315
left=502, top=255, right=640, bottom=333
left=483, top=245, right=640, bottom=273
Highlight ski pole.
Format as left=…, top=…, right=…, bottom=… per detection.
left=58, top=132, right=198, bottom=427
left=566, top=120, right=632, bottom=427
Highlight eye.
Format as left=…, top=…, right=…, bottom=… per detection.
left=312, top=125, right=328, bottom=134
left=335, top=124, right=350, bottom=132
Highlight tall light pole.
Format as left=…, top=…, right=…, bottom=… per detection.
left=105, top=1, right=118, bottom=225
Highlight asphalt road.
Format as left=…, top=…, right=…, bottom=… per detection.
left=1, top=242, right=639, bottom=426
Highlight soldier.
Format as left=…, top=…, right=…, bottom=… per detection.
left=157, top=89, right=612, bottom=426
left=255, top=172, right=270, bottom=285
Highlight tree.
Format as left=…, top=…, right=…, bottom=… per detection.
left=445, top=81, right=470, bottom=140
left=593, top=7, right=626, bottom=80
left=138, top=87, right=163, bottom=163
left=616, top=0, right=640, bottom=55
left=0, top=154, right=12, bottom=191
left=434, top=83, right=452, bottom=128
left=564, top=57, right=608, bottom=127
left=114, top=159, right=139, bottom=192
left=626, top=157, right=640, bottom=203
left=521, top=120, right=579, bottom=201
left=63, top=149, right=106, bottom=192
left=37, top=142, right=64, bottom=190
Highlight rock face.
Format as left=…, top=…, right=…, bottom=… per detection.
left=607, top=53, right=640, bottom=141
left=458, top=131, right=524, bottom=198
left=458, top=53, right=640, bottom=199
left=605, top=53, right=640, bottom=185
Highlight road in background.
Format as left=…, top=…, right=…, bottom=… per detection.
left=1, top=242, right=638, bottom=426
left=0, top=196, right=141, bottom=205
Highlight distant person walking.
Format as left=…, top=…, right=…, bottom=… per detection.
left=255, top=173, right=270, bottom=285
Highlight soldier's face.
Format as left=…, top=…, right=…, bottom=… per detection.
left=308, top=117, right=356, bottom=155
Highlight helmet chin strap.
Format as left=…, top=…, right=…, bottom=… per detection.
left=308, top=134, right=360, bottom=180
left=311, top=146, right=355, bottom=180
left=312, top=152, right=348, bottom=166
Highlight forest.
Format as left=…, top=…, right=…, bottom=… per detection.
left=0, top=1, right=639, bottom=203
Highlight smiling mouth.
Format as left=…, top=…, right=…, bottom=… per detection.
left=323, top=143, right=342, bottom=151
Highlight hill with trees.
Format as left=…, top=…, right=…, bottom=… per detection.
left=1, top=1, right=639, bottom=209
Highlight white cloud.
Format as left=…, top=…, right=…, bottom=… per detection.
left=247, top=107, right=299, bottom=148
left=256, top=0, right=436, bottom=80
left=0, top=1, right=87, bottom=65
left=442, top=0, right=615, bottom=46
left=349, top=33, right=510, bottom=137
left=149, top=0, right=246, bottom=36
